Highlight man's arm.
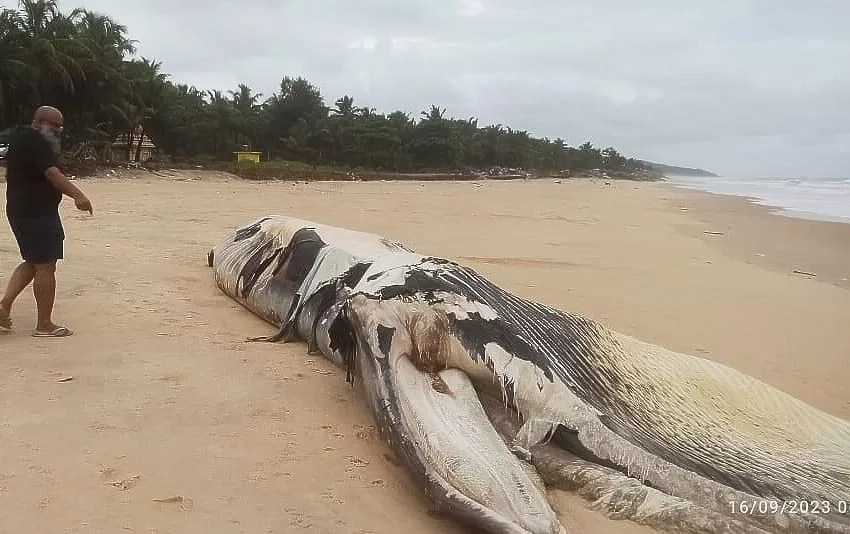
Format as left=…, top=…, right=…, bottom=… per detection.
left=45, top=167, right=93, bottom=214
left=30, top=132, right=93, bottom=214
left=45, top=166, right=86, bottom=201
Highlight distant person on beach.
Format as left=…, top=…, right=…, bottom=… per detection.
left=0, top=105, right=93, bottom=337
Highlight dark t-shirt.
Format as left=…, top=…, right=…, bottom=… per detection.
left=4, top=127, right=62, bottom=218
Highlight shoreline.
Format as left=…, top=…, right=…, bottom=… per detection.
left=664, top=175, right=850, bottom=227
left=658, top=183, right=850, bottom=290
left=1, top=171, right=847, bottom=534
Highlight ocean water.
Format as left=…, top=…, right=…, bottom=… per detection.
left=668, top=175, right=850, bottom=225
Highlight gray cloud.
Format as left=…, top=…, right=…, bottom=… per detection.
left=71, top=0, right=850, bottom=177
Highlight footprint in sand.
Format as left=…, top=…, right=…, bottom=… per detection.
left=321, top=489, right=346, bottom=505
left=89, top=421, right=118, bottom=432
left=156, top=373, right=186, bottom=386
left=353, top=424, right=378, bottom=440
left=0, top=472, right=14, bottom=494
left=284, top=508, right=313, bottom=528
left=346, top=456, right=369, bottom=469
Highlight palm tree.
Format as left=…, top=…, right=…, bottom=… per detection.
left=0, top=8, right=32, bottom=123
left=421, top=105, right=446, bottom=121
left=357, top=106, right=377, bottom=118
left=124, top=58, right=167, bottom=160
left=69, top=10, right=138, bottom=154
left=14, top=0, right=90, bottom=102
left=332, top=95, right=355, bottom=117
left=229, top=83, right=262, bottom=148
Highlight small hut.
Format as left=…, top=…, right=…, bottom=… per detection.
left=111, top=125, right=156, bottom=162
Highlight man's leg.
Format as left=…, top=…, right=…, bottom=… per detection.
left=31, top=261, right=70, bottom=335
left=1, top=261, right=36, bottom=322
left=2, top=216, right=35, bottom=329
left=9, top=212, right=72, bottom=336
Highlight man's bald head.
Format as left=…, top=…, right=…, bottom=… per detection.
left=31, top=105, right=64, bottom=154
left=32, top=106, right=63, bottom=130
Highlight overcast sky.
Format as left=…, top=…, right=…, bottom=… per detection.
left=68, top=0, right=849, bottom=178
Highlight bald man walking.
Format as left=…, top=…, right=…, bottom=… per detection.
left=0, top=106, right=93, bottom=337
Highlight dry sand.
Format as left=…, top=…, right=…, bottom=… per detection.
left=1, top=170, right=848, bottom=534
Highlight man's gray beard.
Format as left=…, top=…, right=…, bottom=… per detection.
left=39, top=127, right=61, bottom=154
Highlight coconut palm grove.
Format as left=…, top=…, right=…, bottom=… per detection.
left=1, top=0, right=670, bottom=178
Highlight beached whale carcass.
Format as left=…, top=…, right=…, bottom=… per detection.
left=208, top=215, right=850, bottom=534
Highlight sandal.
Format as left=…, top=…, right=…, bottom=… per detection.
left=0, top=310, right=11, bottom=330
left=32, top=326, right=74, bottom=337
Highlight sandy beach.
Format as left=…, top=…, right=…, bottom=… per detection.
left=1, top=169, right=848, bottom=534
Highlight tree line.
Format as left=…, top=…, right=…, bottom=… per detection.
left=1, top=0, right=655, bottom=176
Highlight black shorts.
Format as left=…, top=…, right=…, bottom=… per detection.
left=7, top=212, right=65, bottom=263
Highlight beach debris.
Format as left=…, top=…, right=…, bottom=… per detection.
left=153, top=495, right=194, bottom=511
left=110, top=474, right=140, bottom=491
left=484, top=166, right=530, bottom=178
left=46, top=370, right=73, bottom=383
left=792, top=269, right=817, bottom=277
left=100, top=467, right=140, bottom=491
left=703, top=231, right=724, bottom=236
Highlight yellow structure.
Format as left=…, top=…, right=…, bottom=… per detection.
left=234, top=151, right=262, bottom=164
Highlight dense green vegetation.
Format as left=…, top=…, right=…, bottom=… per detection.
left=1, top=0, right=660, bottom=178
left=640, top=161, right=718, bottom=178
